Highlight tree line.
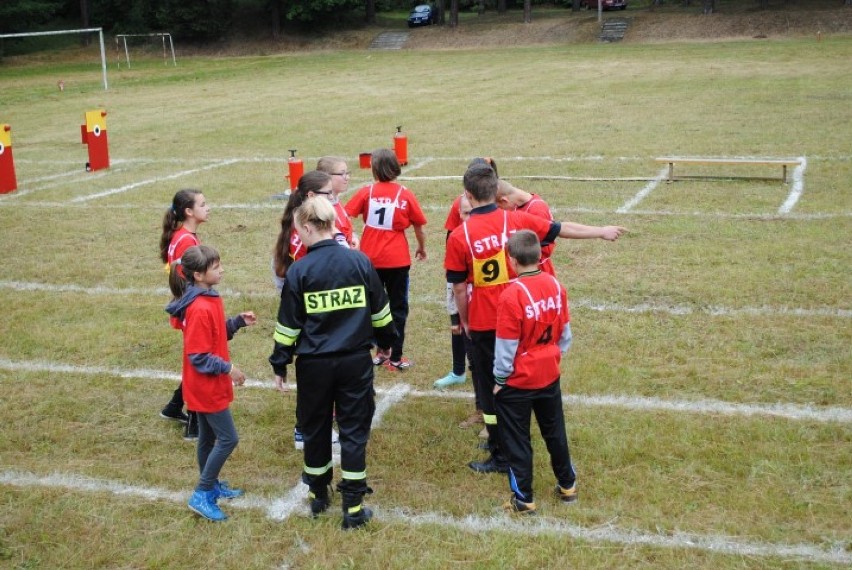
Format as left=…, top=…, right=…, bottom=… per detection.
left=1, top=0, right=848, bottom=42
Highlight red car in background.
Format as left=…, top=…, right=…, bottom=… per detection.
left=581, top=0, right=628, bottom=10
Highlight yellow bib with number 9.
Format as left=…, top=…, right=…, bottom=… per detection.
left=472, top=250, right=509, bottom=287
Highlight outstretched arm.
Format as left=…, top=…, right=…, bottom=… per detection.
left=559, top=222, right=627, bottom=241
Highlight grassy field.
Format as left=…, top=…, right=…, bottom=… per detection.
left=1, top=29, right=850, bottom=569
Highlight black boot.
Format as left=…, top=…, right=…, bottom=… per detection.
left=183, top=411, right=199, bottom=441
left=308, top=485, right=332, bottom=517
left=341, top=493, right=372, bottom=530
left=160, top=385, right=188, bottom=423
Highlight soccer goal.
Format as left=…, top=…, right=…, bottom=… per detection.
left=115, top=33, right=176, bottom=69
left=0, top=27, right=108, bottom=91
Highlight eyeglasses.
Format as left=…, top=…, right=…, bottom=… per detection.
left=330, top=171, right=351, bottom=177
left=313, top=190, right=332, bottom=196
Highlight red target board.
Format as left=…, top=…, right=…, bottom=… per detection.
left=82, top=110, right=109, bottom=172
left=0, top=124, right=17, bottom=194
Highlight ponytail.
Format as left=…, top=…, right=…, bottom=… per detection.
left=168, top=261, right=187, bottom=299
left=160, top=189, right=202, bottom=263
left=272, top=170, right=331, bottom=279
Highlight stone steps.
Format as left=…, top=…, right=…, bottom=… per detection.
left=600, top=17, right=630, bottom=42
left=369, top=32, right=410, bottom=50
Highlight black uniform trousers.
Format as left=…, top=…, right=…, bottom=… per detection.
left=375, top=266, right=410, bottom=362
left=494, top=380, right=576, bottom=503
left=468, top=329, right=507, bottom=467
left=296, top=350, right=375, bottom=501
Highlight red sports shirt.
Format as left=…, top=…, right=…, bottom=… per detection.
left=181, top=295, right=233, bottom=413
left=167, top=227, right=199, bottom=266
left=333, top=201, right=355, bottom=247
left=344, top=182, right=427, bottom=269
left=444, top=205, right=555, bottom=331
left=444, top=194, right=465, bottom=231
left=517, top=194, right=556, bottom=276
left=167, top=227, right=199, bottom=328
left=494, top=271, right=570, bottom=390
left=289, top=204, right=355, bottom=263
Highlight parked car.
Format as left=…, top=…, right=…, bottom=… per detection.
left=407, top=4, right=436, bottom=27
left=580, top=0, right=628, bottom=10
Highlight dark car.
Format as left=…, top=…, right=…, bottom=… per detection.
left=407, top=4, right=436, bottom=27
left=580, top=0, right=628, bottom=10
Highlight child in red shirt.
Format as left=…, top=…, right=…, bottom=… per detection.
left=445, top=161, right=625, bottom=474
left=496, top=179, right=558, bottom=276
left=344, top=148, right=427, bottom=370
left=317, top=156, right=359, bottom=250
left=159, top=189, right=210, bottom=438
left=493, top=230, right=577, bottom=514
left=166, top=245, right=256, bottom=521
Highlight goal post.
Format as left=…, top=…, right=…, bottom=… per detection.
left=115, top=33, right=176, bottom=69
left=0, top=27, right=108, bottom=91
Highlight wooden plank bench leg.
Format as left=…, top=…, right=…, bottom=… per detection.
left=667, top=161, right=674, bottom=183
left=782, top=164, right=788, bottom=184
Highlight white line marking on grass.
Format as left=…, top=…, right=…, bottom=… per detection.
left=378, top=508, right=851, bottom=565
left=70, top=159, right=241, bottom=203
left=2, top=280, right=850, bottom=319
left=1, top=470, right=847, bottom=564
left=2, top=358, right=850, bottom=424
left=1, top=199, right=849, bottom=219
left=18, top=169, right=89, bottom=185
left=0, top=470, right=186, bottom=503
left=778, top=157, right=807, bottom=215
left=617, top=167, right=668, bottom=213
left=573, top=299, right=852, bottom=319
left=416, top=388, right=852, bottom=424
left=401, top=158, right=434, bottom=173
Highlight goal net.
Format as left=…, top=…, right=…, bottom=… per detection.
left=115, top=33, right=176, bottom=69
left=0, top=28, right=109, bottom=90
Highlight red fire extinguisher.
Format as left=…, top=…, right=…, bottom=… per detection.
left=393, top=125, right=408, bottom=166
left=286, top=149, right=304, bottom=192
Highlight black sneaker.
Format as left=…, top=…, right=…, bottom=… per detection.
left=183, top=412, right=199, bottom=441
left=160, top=405, right=188, bottom=424
left=342, top=505, right=373, bottom=530
left=308, top=486, right=332, bottom=517
left=467, top=458, right=509, bottom=474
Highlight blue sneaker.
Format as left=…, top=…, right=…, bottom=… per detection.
left=188, top=489, right=227, bottom=521
left=214, top=480, right=244, bottom=500
left=434, top=371, right=465, bottom=389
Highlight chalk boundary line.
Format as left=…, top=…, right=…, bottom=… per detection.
left=1, top=357, right=849, bottom=424
left=1, top=280, right=849, bottom=319
left=1, top=377, right=849, bottom=565
left=0, top=154, right=818, bottom=216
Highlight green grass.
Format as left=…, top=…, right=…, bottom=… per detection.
left=0, top=31, right=850, bottom=569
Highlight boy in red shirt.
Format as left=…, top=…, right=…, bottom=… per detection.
left=496, top=179, right=558, bottom=276
left=445, top=161, right=625, bottom=474
left=493, top=230, right=577, bottom=514
left=345, top=148, right=427, bottom=371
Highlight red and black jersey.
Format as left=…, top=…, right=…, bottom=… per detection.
left=493, top=271, right=571, bottom=390
left=344, top=182, right=427, bottom=269
left=444, top=203, right=560, bottom=332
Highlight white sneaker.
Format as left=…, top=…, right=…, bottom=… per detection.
left=294, top=428, right=304, bottom=450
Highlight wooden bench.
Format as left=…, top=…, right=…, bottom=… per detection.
left=655, top=157, right=803, bottom=184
